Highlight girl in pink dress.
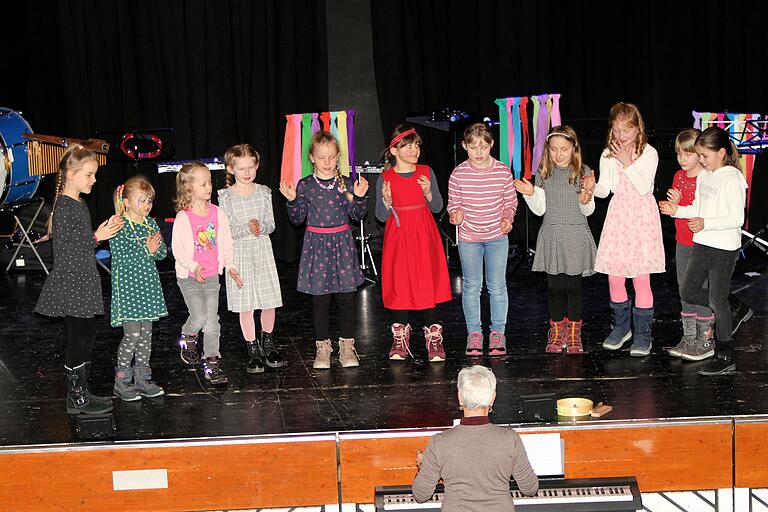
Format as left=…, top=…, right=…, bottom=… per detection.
left=583, top=103, right=665, bottom=357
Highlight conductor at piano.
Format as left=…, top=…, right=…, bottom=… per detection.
left=412, top=365, right=539, bottom=511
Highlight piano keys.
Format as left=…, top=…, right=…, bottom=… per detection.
left=374, top=476, right=641, bottom=512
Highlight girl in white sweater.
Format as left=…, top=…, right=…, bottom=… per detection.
left=659, top=127, right=747, bottom=375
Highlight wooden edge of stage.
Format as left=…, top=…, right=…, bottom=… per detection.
left=735, top=419, right=768, bottom=488
left=0, top=417, right=766, bottom=510
left=0, top=435, right=339, bottom=511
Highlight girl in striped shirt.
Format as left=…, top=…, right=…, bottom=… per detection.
left=447, top=123, right=518, bottom=356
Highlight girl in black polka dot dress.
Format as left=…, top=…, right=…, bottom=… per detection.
left=35, top=145, right=123, bottom=415
left=110, top=176, right=168, bottom=401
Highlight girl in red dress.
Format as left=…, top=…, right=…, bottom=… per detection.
left=375, top=125, right=452, bottom=362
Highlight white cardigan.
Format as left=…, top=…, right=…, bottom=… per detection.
left=594, top=144, right=659, bottom=198
left=673, top=165, right=747, bottom=251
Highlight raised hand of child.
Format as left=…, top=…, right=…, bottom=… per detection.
left=249, top=218, right=261, bottom=236
left=95, top=216, right=123, bottom=242
left=513, top=178, right=534, bottom=196
left=146, top=232, right=162, bottom=254
left=658, top=200, right=677, bottom=216
left=610, top=141, right=634, bottom=168
left=353, top=176, right=369, bottom=197
left=417, top=175, right=431, bottom=197
left=688, top=217, right=704, bottom=233
left=194, top=265, right=206, bottom=283
left=449, top=209, right=464, bottom=225
left=279, top=180, right=296, bottom=201
left=228, top=267, right=243, bottom=289
left=382, top=181, right=392, bottom=207
left=500, top=217, right=513, bottom=234
left=581, top=174, right=596, bottom=193
left=666, top=188, right=682, bottom=205
left=578, top=188, right=593, bottom=205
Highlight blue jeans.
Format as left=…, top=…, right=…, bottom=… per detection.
left=458, top=237, right=509, bottom=334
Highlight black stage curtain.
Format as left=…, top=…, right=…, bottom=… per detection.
left=370, top=0, right=768, bottom=241
left=2, top=0, right=328, bottom=261
left=371, top=0, right=768, bottom=133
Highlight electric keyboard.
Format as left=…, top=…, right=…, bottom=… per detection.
left=156, top=157, right=225, bottom=173
left=374, top=476, right=641, bottom=511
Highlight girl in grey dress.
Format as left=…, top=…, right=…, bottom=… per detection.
left=514, top=126, right=597, bottom=354
left=219, top=144, right=284, bottom=373
left=35, top=145, right=123, bottom=414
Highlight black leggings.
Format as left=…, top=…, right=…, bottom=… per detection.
left=312, top=292, right=355, bottom=340
left=64, top=316, right=96, bottom=368
left=547, top=274, right=583, bottom=321
left=392, top=308, right=438, bottom=327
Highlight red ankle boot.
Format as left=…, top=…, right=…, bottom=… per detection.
left=564, top=319, right=584, bottom=354
left=546, top=319, right=567, bottom=353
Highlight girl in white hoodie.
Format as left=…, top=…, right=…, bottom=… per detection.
left=659, top=127, right=747, bottom=375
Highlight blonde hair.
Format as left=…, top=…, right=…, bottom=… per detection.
left=539, top=125, right=584, bottom=185
left=463, top=122, right=493, bottom=144
left=114, top=175, right=155, bottom=216
left=382, top=124, right=423, bottom=171
left=675, top=128, right=701, bottom=154
left=49, top=145, right=99, bottom=232
left=310, top=130, right=346, bottom=192
left=174, top=162, right=209, bottom=211
left=224, top=143, right=261, bottom=187
left=695, top=127, right=744, bottom=175
left=605, top=102, right=648, bottom=157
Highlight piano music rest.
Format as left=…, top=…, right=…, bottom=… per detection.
left=374, top=476, right=641, bottom=512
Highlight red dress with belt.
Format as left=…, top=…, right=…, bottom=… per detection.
left=381, top=165, right=452, bottom=310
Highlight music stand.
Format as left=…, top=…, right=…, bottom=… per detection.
left=357, top=216, right=378, bottom=284
left=1, top=197, right=49, bottom=274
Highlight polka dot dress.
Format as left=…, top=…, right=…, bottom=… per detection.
left=109, top=216, right=168, bottom=327
left=36, top=196, right=104, bottom=318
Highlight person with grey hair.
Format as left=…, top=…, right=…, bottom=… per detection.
left=412, top=365, right=539, bottom=511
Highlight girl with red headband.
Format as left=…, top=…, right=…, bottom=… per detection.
left=376, top=124, right=452, bottom=362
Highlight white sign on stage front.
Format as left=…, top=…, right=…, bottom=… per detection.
left=520, top=433, right=564, bottom=476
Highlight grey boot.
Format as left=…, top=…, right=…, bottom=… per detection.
left=133, top=366, right=165, bottom=397
left=113, top=367, right=141, bottom=402
left=66, top=364, right=114, bottom=414
left=680, top=316, right=716, bottom=361
left=629, top=307, right=654, bottom=357
left=602, top=300, right=633, bottom=350
left=669, top=313, right=697, bottom=358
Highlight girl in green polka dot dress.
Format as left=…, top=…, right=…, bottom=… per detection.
left=109, top=176, right=168, bottom=401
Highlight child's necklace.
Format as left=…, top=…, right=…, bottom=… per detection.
left=313, top=173, right=337, bottom=190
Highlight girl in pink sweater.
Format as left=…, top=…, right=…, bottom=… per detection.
left=172, top=162, right=241, bottom=385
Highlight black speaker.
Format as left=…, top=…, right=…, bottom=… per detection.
left=72, top=413, right=115, bottom=441
left=520, top=393, right=557, bottom=422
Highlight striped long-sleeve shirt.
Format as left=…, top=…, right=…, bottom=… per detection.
left=447, top=157, right=518, bottom=242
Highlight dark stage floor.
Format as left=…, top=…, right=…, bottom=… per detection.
left=0, top=241, right=767, bottom=446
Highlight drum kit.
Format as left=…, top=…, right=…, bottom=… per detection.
left=0, top=107, right=109, bottom=273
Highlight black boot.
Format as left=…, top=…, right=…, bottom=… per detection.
left=259, top=332, right=286, bottom=368
left=84, top=361, right=116, bottom=408
left=66, top=364, right=114, bottom=415
left=246, top=340, right=265, bottom=373
left=697, top=349, right=736, bottom=376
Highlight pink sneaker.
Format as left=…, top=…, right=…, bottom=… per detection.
left=488, top=330, right=507, bottom=356
left=465, top=332, right=483, bottom=356
left=388, top=323, right=412, bottom=360
left=424, top=324, right=446, bottom=362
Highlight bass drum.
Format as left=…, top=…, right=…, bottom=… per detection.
left=0, top=108, right=41, bottom=205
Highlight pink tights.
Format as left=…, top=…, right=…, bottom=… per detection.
left=239, top=309, right=276, bottom=342
left=608, top=274, right=653, bottom=308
